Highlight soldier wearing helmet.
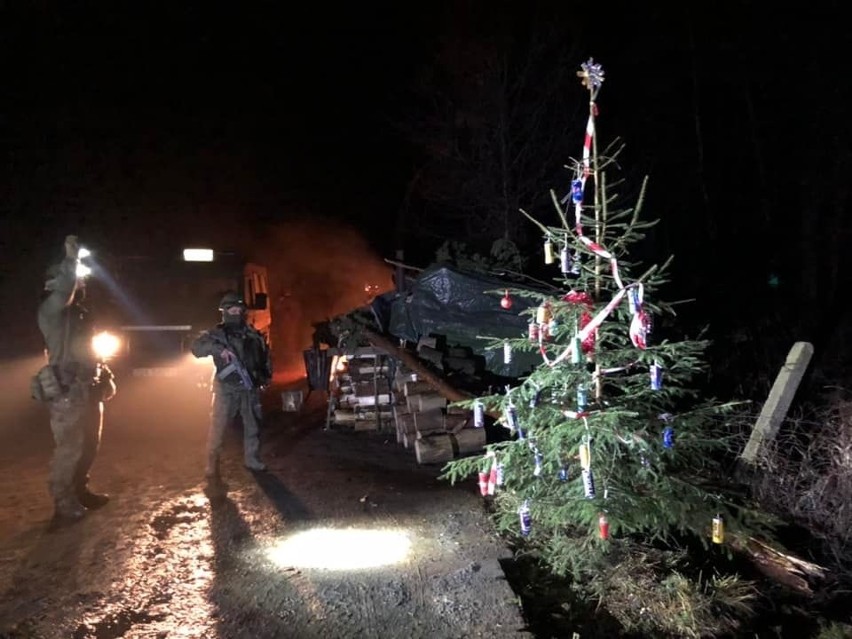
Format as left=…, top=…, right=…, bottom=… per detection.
left=35, top=235, right=116, bottom=525
left=191, top=289, right=272, bottom=488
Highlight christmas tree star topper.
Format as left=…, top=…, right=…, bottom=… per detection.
left=577, top=58, right=605, bottom=91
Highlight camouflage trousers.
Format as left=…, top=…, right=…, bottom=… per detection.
left=206, top=385, right=263, bottom=474
left=48, top=382, right=103, bottom=508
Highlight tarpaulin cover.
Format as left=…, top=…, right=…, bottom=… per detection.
left=388, top=264, right=545, bottom=377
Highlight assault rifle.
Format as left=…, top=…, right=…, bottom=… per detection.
left=209, top=333, right=254, bottom=390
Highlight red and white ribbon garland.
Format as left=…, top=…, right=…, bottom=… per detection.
left=538, top=70, right=652, bottom=367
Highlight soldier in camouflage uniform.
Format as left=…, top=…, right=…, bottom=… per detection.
left=37, top=235, right=116, bottom=524
left=191, top=291, right=272, bottom=484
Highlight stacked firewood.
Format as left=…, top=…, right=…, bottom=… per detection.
left=329, top=347, right=394, bottom=430
left=390, top=348, right=486, bottom=465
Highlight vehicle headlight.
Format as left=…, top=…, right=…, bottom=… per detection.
left=92, top=331, right=121, bottom=360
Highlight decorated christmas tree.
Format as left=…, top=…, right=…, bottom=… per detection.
left=441, top=59, right=772, bottom=583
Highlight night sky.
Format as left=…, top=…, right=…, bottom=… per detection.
left=3, top=2, right=849, bottom=389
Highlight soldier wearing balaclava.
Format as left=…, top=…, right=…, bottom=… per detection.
left=36, top=235, right=115, bottom=525
left=191, top=290, right=272, bottom=488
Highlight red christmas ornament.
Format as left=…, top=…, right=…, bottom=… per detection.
left=629, top=309, right=651, bottom=349
left=500, top=290, right=513, bottom=309
left=528, top=322, right=540, bottom=342
left=598, top=513, right=610, bottom=540
left=563, top=290, right=596, bottom=353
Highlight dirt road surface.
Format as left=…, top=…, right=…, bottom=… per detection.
left=0, top=362, right=531, bottom=639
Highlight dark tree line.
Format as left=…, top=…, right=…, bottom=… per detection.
left=395, top=2, right=850, bottom=398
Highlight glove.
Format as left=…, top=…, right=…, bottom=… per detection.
left=96, top=363, right=117, bottom=402
left=65, top=235, right=80, bottom=259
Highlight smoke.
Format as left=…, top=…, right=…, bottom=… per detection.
left=252, top=215, right=394, bottom=382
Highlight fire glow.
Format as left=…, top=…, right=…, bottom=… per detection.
left=265, top=527, right=411, bottom=570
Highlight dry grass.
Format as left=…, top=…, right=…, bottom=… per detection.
left=596, top=545, right=757, bottom=638
left=750, top=395, right=852, bottom=572
left=814, top=620, right=852, bottom=639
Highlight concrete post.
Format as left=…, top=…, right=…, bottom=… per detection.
left=740, top=341, right=814, bottom=465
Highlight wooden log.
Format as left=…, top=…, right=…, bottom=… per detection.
left=730, top=536, right=828, bottom=595
left=333, top=409, right=357, bottom=423
left=362, top=329, right=502, bottom=419
left=404, top=380, right=433, bottom=396
left=415, top=428, right=487, bottom=464
left=353, top=420, right=379, bottom=432
left=417, top=345, right=444, bottom=370
left=445, top=414, right=471, bottom=434
left=393, top=370, right=416, bottom=391
left=364, top=329, right=469, bottom=402
left=456, top=427, right=486, bottom=450
left=407, top=392, right=446, bottom=412
left=416, top=336, right=438, bottom=351
left=354, top=364, right=390, bottom=376
left=402, top=430, right=415, bottom=449
left=338, top=394, right=358, bottom=408
left=353, top=380, right=383, bottom=397
left=417, top=394, right=447, bottom=412
left=334, top=408, right=391, bottom=423
left=413, top=408, right=444, bottom=436
left=395, top=412, right=415, bottom=445
left=356, top=394, right=393, bottom=407
left=444, top=356, right=477, bottom=375
left=405, top=394, right=419, bottom=412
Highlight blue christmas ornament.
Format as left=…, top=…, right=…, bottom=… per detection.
left=558, top=466, right=569, bottom=481
left=528, top=388, right=542, bottom=409
left=505, top=404, right=523, bottom=439
left=629, top=287, right=642, bottom=315
left=560, top=246, right=572, bottom=274
left=571, top=179, right=584, bottom=203
left=650, top=362, right=663, bottom=390
left=663, top=425, right=675, bottom=449
left=582, top=468, right=596, bottom=499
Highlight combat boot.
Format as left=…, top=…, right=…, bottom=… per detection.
left=244, top=458, right=267, bottom=472
left=205, top=453, right=221, bottom=480
left=52, top=497, right=86, bottom=527
left=204, top=455, right=228, bottom=501
left=78, top=488, right=110, bottom=510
